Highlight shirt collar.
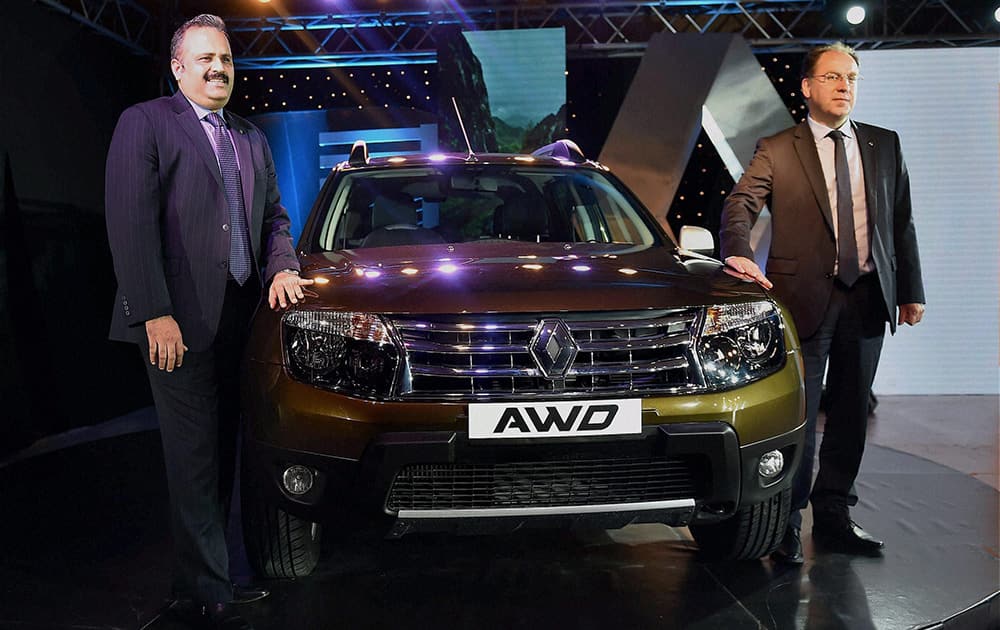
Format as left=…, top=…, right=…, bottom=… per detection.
left=807, top=114, right=853, bottom=143
left=183, top=95, right=224, bottom=124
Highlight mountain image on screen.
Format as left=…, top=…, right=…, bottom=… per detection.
left=438, top=28, right=566, bottom=154
left=436, top=29, right=498, bottom=152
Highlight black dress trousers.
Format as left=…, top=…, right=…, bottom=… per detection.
left=143, top=274, right=261, bottom=604
left=789, top=273, right=886, bottom=528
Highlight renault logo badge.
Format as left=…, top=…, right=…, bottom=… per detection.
left=530, top=319, right=578, bottom=378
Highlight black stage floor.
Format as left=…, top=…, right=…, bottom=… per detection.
left=1, top=411, right=997, bottom=630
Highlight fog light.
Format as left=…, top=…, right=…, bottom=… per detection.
left=758, top=450, right=784, bottom=479
left=282, top=465, right=314, bottom=495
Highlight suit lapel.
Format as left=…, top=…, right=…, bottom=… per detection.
left=792, top=122, right=835, bottom=235
left=170, top=92, right=224, bottom=190
left=228, top=113, right=255, bottom=227
left=853, top=121, right=879, bottom=226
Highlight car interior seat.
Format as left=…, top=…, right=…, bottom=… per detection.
left=493, top=188, right=549, bottom=242
left=360, top=192, right=445, bottom=248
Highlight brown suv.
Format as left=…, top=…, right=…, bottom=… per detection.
left=240, top=140, right=805, bottom=577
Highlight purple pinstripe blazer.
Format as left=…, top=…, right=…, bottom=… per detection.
left=105, top=90, right=298, bottom=351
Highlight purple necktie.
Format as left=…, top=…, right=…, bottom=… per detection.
left=828, top=129, right=859, bottom=287
left=206, top=112, right=252, bottom=285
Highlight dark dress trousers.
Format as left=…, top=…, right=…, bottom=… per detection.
left=720, top=120, right=924, bottom=527
left=105, top=91, right=298, bottom=603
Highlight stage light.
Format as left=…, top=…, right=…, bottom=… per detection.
left=825, top=1, right=866, bottom=34
left=846, top=5, right=866, bottom=25
left=995, top=6, right=1000, bottom=22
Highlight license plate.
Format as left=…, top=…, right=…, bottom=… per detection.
left=468, top=398, right=642, bottom=439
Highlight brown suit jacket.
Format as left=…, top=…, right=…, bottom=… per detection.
left=720, top=120, right=924, bottom=339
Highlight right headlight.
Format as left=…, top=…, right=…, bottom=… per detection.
left=697, top=301, right=786, bottom=390
left=283, top=310, right=400, bottom=398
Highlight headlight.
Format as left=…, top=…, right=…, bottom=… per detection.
left=283, top=311, right=400, bottom=398
left=697, top=301, right=785, bottom=390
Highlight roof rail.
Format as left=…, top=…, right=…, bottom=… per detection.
left=348, top=140, right=369, bottom=167
left=531, top=139, right=585, bottom=163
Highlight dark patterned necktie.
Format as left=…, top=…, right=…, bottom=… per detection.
left=828, top=129, right=859, bottom=287
left=206, top=112, right=252, bottom=285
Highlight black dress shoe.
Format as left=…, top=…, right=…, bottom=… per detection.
left=812, top=518, right=884, bottom=556
left=770, top=526, right=804, bottom=565
left=231, top=584, right=270, bottom=604
left=204, top=602, right=255, bottom=630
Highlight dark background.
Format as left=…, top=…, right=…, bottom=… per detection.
left=0, top=0, right=805, bottom=457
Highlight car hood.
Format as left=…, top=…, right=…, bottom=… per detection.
left=295, top=241, right=766, bottom=315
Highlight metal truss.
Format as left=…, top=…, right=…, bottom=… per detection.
left=35, top=0, right=154, bottom=55
left=36, top=0, right=999, bottom=65
left=224, top=0, right=999, bottom=69
left=226, top=1, right=823, bottom=68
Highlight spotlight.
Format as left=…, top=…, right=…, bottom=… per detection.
left=995, top=6, right=1000, bottom=23
left=845, top=5, right=866, bottom=25
left=825, top=1, right=866, bottom=33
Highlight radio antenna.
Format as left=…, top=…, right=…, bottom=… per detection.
left=451, top=96, right=474, bottom=159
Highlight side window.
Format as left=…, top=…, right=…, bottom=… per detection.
left=585, top=178, right=650, bottom=244
left=316, top=176, right=358, bottom=251
left=329, top=183, right=376, bottom=250
left=594, top=187, right=644, bottom=243
left=546, top=176, right=604, bottom=243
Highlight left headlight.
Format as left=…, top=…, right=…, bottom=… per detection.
left=697, top=301, right=786, bottom=390
left=283, top=310, right=400, bottom=398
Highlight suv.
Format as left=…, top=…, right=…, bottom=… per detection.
left=240, top=140, right=805, bottom=578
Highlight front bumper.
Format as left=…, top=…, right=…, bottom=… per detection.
left=243, top=419, right=804, bottom=536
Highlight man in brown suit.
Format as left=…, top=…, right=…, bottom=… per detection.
left=720, top=42, right=925, bottom=564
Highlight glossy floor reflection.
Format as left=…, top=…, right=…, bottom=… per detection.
left=0, top=399, right=997, bottom=630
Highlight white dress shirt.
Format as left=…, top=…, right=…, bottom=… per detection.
left=807, top=115, right=873, bottom=274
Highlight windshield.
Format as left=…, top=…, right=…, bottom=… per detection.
left=312, top=164, right=661, bottom=251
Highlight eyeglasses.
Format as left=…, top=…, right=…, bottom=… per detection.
left=810, top=72, right=862, bottom=85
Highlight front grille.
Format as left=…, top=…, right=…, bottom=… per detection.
left=391, top=310, right=704, bottom=399
left=386, top=455, right=708, bottom=512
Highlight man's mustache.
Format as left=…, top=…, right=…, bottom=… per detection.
left=204, top=72, right=229, bottom=83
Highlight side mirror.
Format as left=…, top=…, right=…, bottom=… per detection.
left=678, top=225, right=715, bottom=256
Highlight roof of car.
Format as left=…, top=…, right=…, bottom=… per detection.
left=337, top=139, right=604, bottom=172
left=338, top=153, right=606, bottom=171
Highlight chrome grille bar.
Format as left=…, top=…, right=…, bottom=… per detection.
left=564, top=314, right=695, bottom=330
left=575, top=331, right=691, bottom=352
left=410, top=365, right=539, bottom=378
left=403, top=339, right=531, bottom=354
left=390, top=309, right=703, bottom=400
left=569, top=357, right=689, bottom=376
left=394, top=321, right=536, bottom=333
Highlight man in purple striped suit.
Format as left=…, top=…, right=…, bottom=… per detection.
left=105, top=14, right=312, bottom=630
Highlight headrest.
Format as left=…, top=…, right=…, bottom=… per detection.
left=495, top=189, right=548, bottom=240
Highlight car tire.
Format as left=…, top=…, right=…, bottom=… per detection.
left=689, top=487, right=790, bottom=561
left=242, top=470, right=322, bottom=578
